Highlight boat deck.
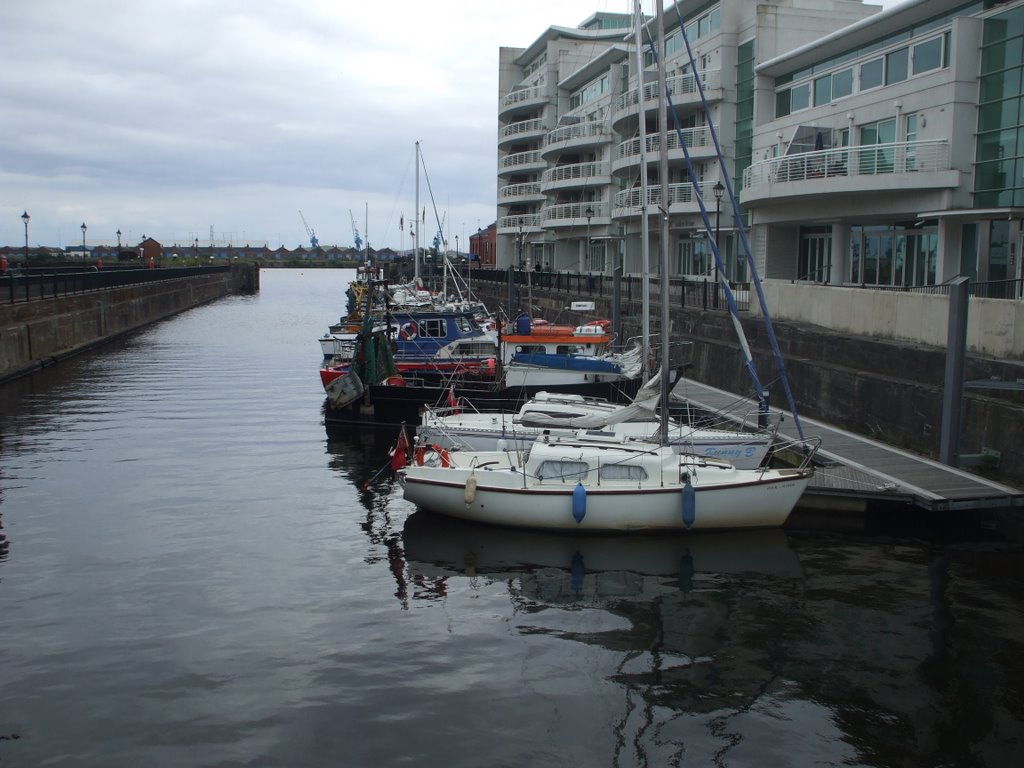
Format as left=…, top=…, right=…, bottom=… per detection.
left=673, top=379, right=1024, bottom=512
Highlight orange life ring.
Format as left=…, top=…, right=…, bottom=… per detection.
left=399, top=321, right=418, bottom=340
left=415, top=444, right=451, bottom=467
left=585, top=319, right=612, bottom=330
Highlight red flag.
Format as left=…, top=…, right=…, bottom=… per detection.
left=447, top=386, right=460, bottom=415
left=390, top=425, right=409, bottom=472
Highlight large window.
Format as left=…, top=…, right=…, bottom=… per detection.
left=850, top=224, right=937, bottom=287
left=976, top=6, right=1024, bottom=208
left=775, top=34, right=948, bottom=117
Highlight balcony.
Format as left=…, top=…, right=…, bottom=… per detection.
left=541, top=122, right=610, bottom=158
left=498, top=182, right=544, bottom=205
left=613, top=70, right=721, bottom=125
left=540, top=162, right=611, bottom=193
left=498, top=118, right=547, bottom=148
left=498, top=150, right=546, bottom=177
left=497, top=214, right=542, bottom=235
left=499, top=86, right=548, bottom=119
left=612, top=126, right=713, bottom=174
left=741, top=140, right=958, bottom=203
left=540, top=201, right=607, bottom=229
left=612, top=180, right=716, bottom=219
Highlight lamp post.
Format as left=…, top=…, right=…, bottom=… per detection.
left=116, top=228, right=122, bottom=252
left=585, top=205, right=594, bottom=272
left=21, top=211, right=30, bottom=267
left=81, top=222, right=87, bottom=262
left=194, top=237, right=199, bottom=262
left=713, top=181, right=724, bottom=308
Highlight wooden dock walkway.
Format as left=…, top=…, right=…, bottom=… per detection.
left=672, top=378, right=1024, bottom=512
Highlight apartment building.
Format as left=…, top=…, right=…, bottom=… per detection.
left=496, top=0, right=1024, bottom=304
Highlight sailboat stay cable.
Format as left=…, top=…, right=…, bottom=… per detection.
left=643, top=6, right=805, bottom=440
left=639, top=17, right=768, bottom=423
left=670, top=0, right=805, bottom=440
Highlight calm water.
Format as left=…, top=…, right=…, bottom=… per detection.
left=1, top=268, right=1022, bottom=768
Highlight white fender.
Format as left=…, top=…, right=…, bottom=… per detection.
left=464, top=475, right=478, bottom=505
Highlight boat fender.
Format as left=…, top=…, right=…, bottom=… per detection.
left=681, top=473, right=696, bottom=529
left=464, top=474, right=477, bottom=505
left=572, top=482, right=587, bottom=524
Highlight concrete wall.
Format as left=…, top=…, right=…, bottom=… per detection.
left=757, top=281, right=1024, bottom=359
left=0, top=266, right=256, bottom=383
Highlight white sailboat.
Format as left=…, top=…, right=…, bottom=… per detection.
left=414, top=372, right=776, bottom=468
left=398, top=427, right=815, bottom=531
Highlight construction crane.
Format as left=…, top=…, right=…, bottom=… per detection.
left=349, top=209, right=363, bottom=253
left=298, top=210, right=318, bottom=248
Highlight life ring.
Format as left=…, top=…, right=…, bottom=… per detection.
left=415, top=444, right=451, bottom=467
left=585, top=319, right=612, bottom=331
left=399, top=321, right=419, bottom=340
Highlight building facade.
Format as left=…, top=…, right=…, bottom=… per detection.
left=496, top=0, right=1024, bottom=302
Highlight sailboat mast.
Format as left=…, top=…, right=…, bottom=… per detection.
left=414, top=140, right=421, bottom=284
left=634, top=0, right=651, bottom=384
left=656, top=0, right=670, bottom=438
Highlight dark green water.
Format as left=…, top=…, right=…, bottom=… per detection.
left=1, top=269, right=1021, bottom=767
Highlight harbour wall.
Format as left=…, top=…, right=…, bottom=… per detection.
left=470, top=281, right=1024, bottom=489
left=0, top=264, right=258, bottom=384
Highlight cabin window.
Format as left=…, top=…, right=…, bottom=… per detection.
left=555, top=345, right=585, bottom=355
left=417, top=319, right=446, bottom=338
left=455, top=317, right=474, bottom=333
left=599, top=464, right=648, bottom=481
left=536, top=460, right=589, bottom=482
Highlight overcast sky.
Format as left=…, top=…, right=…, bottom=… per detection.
left=2, top=0, right=902, bottom=252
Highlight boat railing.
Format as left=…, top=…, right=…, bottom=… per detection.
left=769, top=435, right=822, bottom=473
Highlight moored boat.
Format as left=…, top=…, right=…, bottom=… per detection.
left=398, top=428, right=817, bottom=532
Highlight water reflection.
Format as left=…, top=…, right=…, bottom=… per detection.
left=401, top=512, right=811, bottom=764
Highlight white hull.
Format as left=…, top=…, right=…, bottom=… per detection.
left=400, top=435, right=812, bottom=532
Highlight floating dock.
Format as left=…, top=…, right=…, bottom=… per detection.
left=674, top=379, right=1024, bottom=513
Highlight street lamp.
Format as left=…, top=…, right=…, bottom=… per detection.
left=116, top=229, right=122, bottom=252
left=585, top=205, right=594, bottom=272
left=21, top=211, right=30, bottom=267
left=81, top=222, right=87, bottom=262
left=194, top=237, right=199, bottom=262
left=713, top=181, right=724, bottom=308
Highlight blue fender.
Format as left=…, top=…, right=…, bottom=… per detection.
left=572, top=482, right=587, bottom=523
left=681, top=474, right=696, bottom=529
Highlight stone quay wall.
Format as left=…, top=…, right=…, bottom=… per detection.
left=0, top=264, right=258, bottom=384
left=470, top=281, right=1024, bottom=489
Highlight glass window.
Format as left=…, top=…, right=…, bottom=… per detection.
left=814, top=75, right=832, bottom=105
left=832, top=68, right=854, bottom=99
left=860, top=58, right=883, bottom=90
left=886, top=47, right=909, bottom=84
left=599, top=464, right=648, bottom=481
left=776, top=89, right=791, bottom=118
left=980, top=67, right=1023, bottom=103
left=912, top=37, right=943, bottom=75
left=981, top=37, right=1023, bottom=75
left=977, top=129, right=1018, bottom=162
left=536, top=460, right=588, bottom=482
left=791, top=83, right=810, bottom=111
left=979, top=99, right=1022, bottom=132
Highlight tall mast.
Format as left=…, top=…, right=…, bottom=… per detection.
left=656, top=0, right=670, bottom=438
left=634, top=0, right=651, bottom=384
left=414, top=140, right=421, bottom=284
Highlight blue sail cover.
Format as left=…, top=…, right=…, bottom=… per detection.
left=510, top=352, right=623, bottom=374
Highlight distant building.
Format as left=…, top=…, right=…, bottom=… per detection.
left=470, top=223, right=497, bottom=268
